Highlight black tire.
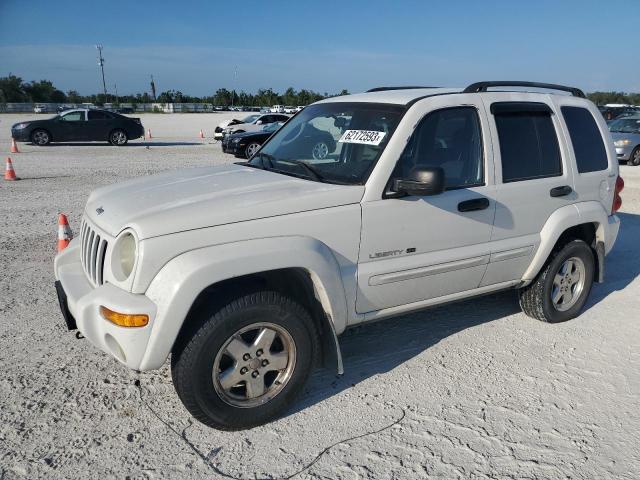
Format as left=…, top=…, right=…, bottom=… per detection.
left=109, top=129, right=128, bottom=146
left=519, top=239, right=595, bottom=323
left=630, top=146, right=640, bottom=166
left=171, top=291, right=318, bottom=430
left=30, top=129, right=51, bottom=146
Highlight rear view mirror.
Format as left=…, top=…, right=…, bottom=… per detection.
left=393, top=166, right=445, bottom=196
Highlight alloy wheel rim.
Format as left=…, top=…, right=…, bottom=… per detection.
left=312, top=142, right=329, bottom=160
left=246, top=143, right=260, bottom=158
left=212, top=322, right=296, bottom=408
left=551, top=256, right=586, bottom=311
left=112, top=131, right=126, bottom=144
left=34, top=131, right=48, bottom=144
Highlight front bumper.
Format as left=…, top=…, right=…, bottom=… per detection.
left=54, top=240, right=157, bottom=370
left=616, top=146, right=632, bottom=161
left=11, top=128, right=30, bottom=141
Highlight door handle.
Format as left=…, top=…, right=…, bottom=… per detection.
left=458, top=197, right=490, bottom=212
left=550, top=185, right=573, bottom=197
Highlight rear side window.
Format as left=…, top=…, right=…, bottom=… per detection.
left=561, top=106, right=608, bottom=173
left=88, top=110, right=113, bottom=120
left=493, top=103, right=562, bottom=183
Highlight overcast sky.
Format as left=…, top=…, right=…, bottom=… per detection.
left=1, top=0, right=638, bottom=96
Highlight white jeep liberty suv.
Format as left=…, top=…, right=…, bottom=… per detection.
left=54, top=81, right=623, bottom=430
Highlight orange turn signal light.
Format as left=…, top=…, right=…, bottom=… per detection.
left=100, top=306, right=149, bottom=328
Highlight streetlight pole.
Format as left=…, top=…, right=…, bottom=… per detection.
left=114, top=84, right=119, bottom=106
left=96, top=44, right=108, bottom=102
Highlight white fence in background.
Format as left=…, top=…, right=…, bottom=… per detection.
left=0, top=102, right=221, bottom=113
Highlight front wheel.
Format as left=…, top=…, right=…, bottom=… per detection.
left=519, top=239, right=595, bottom=323
left=245, top=142, right=261, bottom=159
left=171, top=291, right=318, bottom=430
left=630, top=147, right=640, bottom=166
left=109, top=129, right=128, bottom=145
left=31, top=129, right=50, bottom=146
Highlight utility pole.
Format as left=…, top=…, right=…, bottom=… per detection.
left=96, top=44, right=108, bottom=102
left=114, top=84, right=119, bottom=105
left=150, top=74, right=157, bottom=101
left=231, top=66, right=238, bottom=108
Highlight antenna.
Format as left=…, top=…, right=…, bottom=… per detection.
left=96, top=44, right=108, bottom=100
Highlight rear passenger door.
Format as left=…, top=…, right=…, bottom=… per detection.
left=87, top=110, right=115, bottom=141
left=481, top=95, right=576, bottom=286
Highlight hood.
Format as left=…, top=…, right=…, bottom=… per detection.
left=230, top=129, right=270, bottom=140
left=611, top=131, right=640, bottom=140
left=217, top=119, right=241, bottom=129
left=85, top=163, right=364, bottom=239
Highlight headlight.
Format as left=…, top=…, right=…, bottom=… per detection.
left=13, top=123, right=28, bottom=129
left=111, top=231, right=137, bottom=281
left=614, top=139, right=631, bottom=147
left=233, top=137, right=241, bottom=143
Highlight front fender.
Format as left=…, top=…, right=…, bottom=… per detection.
left=138, top=236, right=348, bottom=371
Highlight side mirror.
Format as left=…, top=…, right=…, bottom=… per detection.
left=256, top=120, right=263, bottom=125
left=393, top=166, right=445, bottom=197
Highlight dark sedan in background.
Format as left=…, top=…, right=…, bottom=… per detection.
left=11, top=109, right=144, bottom=146
left=222, top=121, right=283, bottom=158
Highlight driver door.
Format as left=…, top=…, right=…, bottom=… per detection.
left=55, top=111, right=87, bottom=141
left=357, top=96, right=496, bottom=313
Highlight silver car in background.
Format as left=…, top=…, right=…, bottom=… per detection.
left=610, top=116, right=640, bottom=166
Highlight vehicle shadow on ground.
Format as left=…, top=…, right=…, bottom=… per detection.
left=291, top=212, right=640, bottom=416
left=34, top=141, right=203, bottom=147
left=290, top=289, right=520, bottom=415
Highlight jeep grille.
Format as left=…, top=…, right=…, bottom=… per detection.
left=80, top=218, right=108, bottom=286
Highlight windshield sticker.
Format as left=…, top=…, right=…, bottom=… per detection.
left=339, top=129, right=386, bottom=146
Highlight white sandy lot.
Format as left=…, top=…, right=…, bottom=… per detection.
left=1, top=112, right=639, bottom=479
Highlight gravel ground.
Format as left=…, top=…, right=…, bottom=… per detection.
left=1, top=113, right=639, bottom=480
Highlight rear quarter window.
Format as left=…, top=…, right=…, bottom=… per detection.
left=561, top=106, right=608, bottom=173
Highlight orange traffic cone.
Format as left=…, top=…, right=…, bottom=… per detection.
left=146, top=128, right=152, bottom=140
left=57, top=214, right=73, bottom=252
left=10, top=138, right=20, bottom=153
left=199, top=129, right=205, bottom=139
left=4, top=157, right=17, bottom=181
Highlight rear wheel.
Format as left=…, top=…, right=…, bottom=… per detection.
left=312, top=141, right=329, bottom=160
left=630, top=147, right=640, bottom=166
left=109, top=129, right=128, bottom=145
left=519, top=239, right=595, bottom=323
left=31, top=129, right=50, bottom=146
left=245, top=142, right=261, bottom=159
left=171, top=291, right=318, bottom=430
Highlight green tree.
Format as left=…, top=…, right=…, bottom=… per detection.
left=0, top=75, right=28, bottom=102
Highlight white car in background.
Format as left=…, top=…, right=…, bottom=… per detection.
left=222, top=113, right=290, bottom=137
left=271, top=105, right=285, bottom=113
left=284, top=106, right=297, bottom=114
left=214, top=114, right=262, bottom=140
left=33, top=105, right=46, bottom=113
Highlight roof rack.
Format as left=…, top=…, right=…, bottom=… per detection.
left=367, top=86, right=435, bottom=92
left=463, top=81, right=585, bottom=98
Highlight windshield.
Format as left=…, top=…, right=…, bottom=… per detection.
left=263, top=122, right=282, bottom=133
left=248, top=102, right=404, bottom=184
left=609, top=118, right=640, bottom=133
left=241, top=114, right=260, bottom=124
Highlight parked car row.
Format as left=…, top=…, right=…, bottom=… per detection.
left=599, top=104, right=640, bottom=121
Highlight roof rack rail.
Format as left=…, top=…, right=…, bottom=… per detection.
left=463, top=81, right=585, bottom=98
left=367, top=86, right=435, bottom=92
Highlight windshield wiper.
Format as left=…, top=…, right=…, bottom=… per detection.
left=281, top=159, right=326, bottom=182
